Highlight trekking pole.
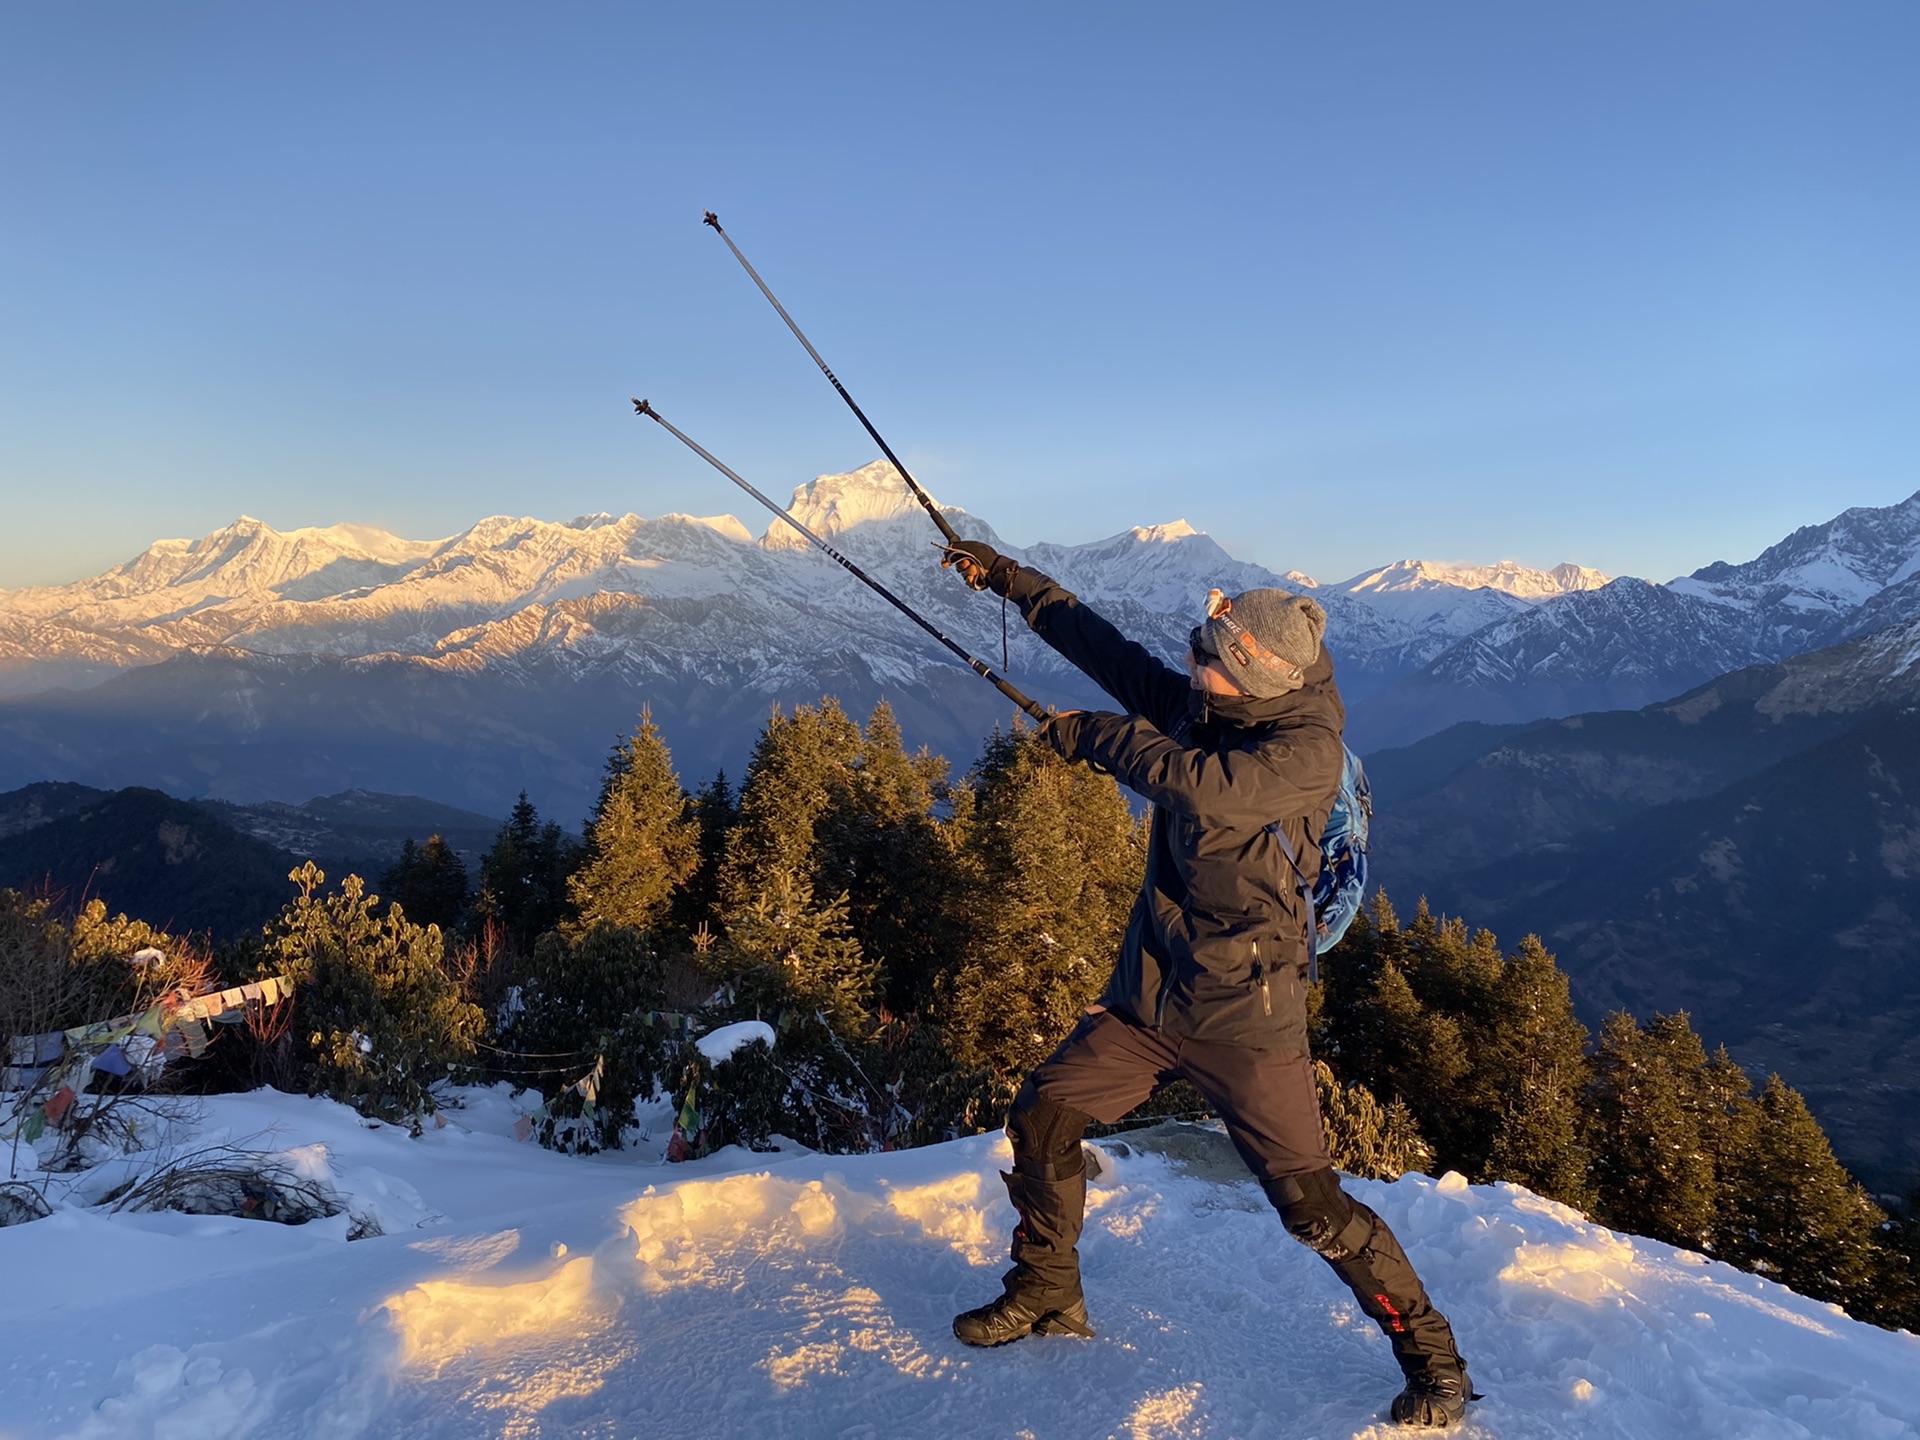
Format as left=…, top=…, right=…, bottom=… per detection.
left=632, top=399, right=1047, bottom=722
left=701, top=211, right=960, bottom=546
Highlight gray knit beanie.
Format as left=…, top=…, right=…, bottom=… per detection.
left=1192, top=588, right=1326, bottom=698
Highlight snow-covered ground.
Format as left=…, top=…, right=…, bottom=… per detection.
left=3, top=1087, right=1917, bottom=1440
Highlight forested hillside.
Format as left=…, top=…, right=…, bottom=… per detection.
left=1370, top=619, right=1920, bottom=1191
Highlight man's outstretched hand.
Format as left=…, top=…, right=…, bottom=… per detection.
left=941, top=540, right=1020, bottom=596
left=1037, top=710, right=1083, bottom=759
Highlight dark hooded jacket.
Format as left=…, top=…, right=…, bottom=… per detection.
left=1009, top=567, right=1346, bottom=1050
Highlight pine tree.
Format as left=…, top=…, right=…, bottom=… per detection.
left=1697, top=1040, right=1757, bottom=1171
left=380, top=835, right=469, bottom=933
left=938, top=726, right=1143, bottom=1079
left=1481, top=934, right=1591, bottom=1208
left=473, top=793, right=579, bottom=955
left=716, top=701, right=862, bottom=907
left=1314, top=895, right=1472, bottom=1164
left=719, top=865, right=877, bottom=1031
left=669, top=769, right=739, bottom=940
left=1320, top=898, right=1589, bottom=1204
left=566, top=711, right=699, bottom=937
left=1393, top=904, right=1504, bottom=1173
left=1879, top=1177, right=1920, bottom=1332
left=1717, top=1074, right=1891, bottom=1312
left=1315, top=1060, right=1434, bottom=1180
left=812, top=701, right=964, bottom=1021
left=1585, top=1011, right=1719, bottom=1247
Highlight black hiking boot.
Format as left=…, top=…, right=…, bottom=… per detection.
left=952, top=1291, right=1095, bottom=1347
left=1389, top=1360, right=1474, bottom=1429
left=954, top=1166, right=1095, bottom=1347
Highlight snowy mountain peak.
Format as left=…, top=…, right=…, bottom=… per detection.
left=1131, top=521, right=1198, bottom=543
left=764, top=461, right=942, bottom=549
left=1546, top=561, right=1611, bottom=593
left=1672, top=487, right=1920, bottom=624
left=1338, top=558, right=1612, bottom=603
left=658, top=513, right=754, bottom=544
left=3, top=515, right=444, bottom=619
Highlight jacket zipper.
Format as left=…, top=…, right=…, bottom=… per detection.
left=1255, top=939, right=1271, bottom=1016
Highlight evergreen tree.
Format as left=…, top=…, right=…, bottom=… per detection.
left=1879, top=1177, right=1920, bottom=1332
left=1315, top=1060, right=1434, bottom=1180
left=938, top=726, right=1143, bottom=1079
left=812, top=702, right=965, bottom=1020
left=1318, top=897, right=1587, bottom=1205
left=1585, top=1011, right=1721, bottom=1247
left=706, top=701, right=881, bottom=1033
left=1717, top=1073, right=1891, bottom=1313
left=566, top=711, right=699, bottom=938
left=719, top=865, right=876, bottom=1031
left=1314, top=896, right=1472, bottom=1164
left=669, top=769, right=739, bottom=941
left=1391, top=904, right=1505, bottom=1173
left=716, top=700, right=862, bottom=907
left=1482, top=934, right=1591, bottom=1207
left=380, top=835, right=469, bottom=933
left=474, top=793, right=579, bottom=955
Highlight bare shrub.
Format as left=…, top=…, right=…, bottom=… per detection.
left=110, top=1142, right=346, bottom=1227
left=0, top=1181, right=51, bottom=1227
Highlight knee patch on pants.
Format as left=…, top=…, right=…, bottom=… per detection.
left=1263, top=1167, right=1375, bottom=1261
left=1007, top=1082, right=1090, bottom=1182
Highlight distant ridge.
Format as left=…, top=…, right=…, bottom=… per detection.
left=0, top=784, right=504, bottom=938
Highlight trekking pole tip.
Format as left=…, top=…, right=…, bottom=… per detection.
left=702, top=210, right=720, bottom=228
left=631, top=398, right=654, bottom=418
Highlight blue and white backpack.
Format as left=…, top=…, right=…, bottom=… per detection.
left=1271, top=745, right=1372, bottom=982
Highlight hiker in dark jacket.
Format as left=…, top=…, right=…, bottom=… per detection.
left=940, top=540, right=1474, bottom=1430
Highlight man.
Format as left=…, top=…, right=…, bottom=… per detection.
left=939, top=539, right=1474, bottom=1430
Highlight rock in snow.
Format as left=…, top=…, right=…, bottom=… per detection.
left=0, top=1087, right=1914, bottom=1439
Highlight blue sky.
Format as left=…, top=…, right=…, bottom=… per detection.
left=3, top=2, right=1916, bottom=589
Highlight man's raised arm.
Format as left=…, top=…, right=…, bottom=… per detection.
left=942, top=540, right=1188, bottom=731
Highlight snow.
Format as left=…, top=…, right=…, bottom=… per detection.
left=761, top=461, right=958, bottom=552
left=657, top=513, right=754, bottom=545
left=694, top=1020, right=776, bottom=1064
left=1337, top=560, right=1612, bottom=606
left=1131, top=521, right=1200, bottom=543
left=3, top=1090, right=1916, bottom=1440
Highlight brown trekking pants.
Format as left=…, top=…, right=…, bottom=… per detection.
left=1000, top=1008, right=1465, bottom=1377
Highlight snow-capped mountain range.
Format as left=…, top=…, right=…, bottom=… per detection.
left=2, top=464, right=1916, bottom=815
left=0, top=462, right=1599, bottom=705
left=1347, top=489, right=1920, bottom=749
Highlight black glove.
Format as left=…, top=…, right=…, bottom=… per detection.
left=1037, top=710, right=1083, bottom=759
left=941, top=539, right=1020, bottom=596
